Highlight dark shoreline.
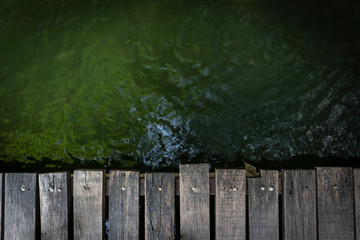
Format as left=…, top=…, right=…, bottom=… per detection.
left=1, top=154, right=359, bottom=173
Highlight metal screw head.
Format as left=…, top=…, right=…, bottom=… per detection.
left=261, top=186, right=265, bottom=191
left=49, top=187, right=55, bottom=192
left=158, top=187, right=162, bottom=191
left=269, top=187, right=274, bottom=192
left=233, top=187, right=238, bottom=191
left=192, top=186, right=196, bottom=191
left=57, top=188, right=62, bottom=192
left=334, top=184, right=338, bottom=190
left=121, top=186, right=126, bottom=191
left=21, top=185, right=26, bottom=192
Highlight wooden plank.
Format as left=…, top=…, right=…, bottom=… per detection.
left=39, top=172, right=69, bottom=240
left=180, top=164, right=210, bottom=239
left=81, top=175, right=217, bottom=196
left=4, top=173, right=37, bottom=240
left=0, top=173, right=2, bottom=240
left=248, top=170, right=279, bottom=240
left=317, top=167, right=354, bottom=240
left=215, top=169, right=246, bottom=240
left=73, top=170, right=105, bottom=240
left=145, top=173, right=175, bottom=240
left=282, top=170, right=317, bottom=240
left=109, top=171, right=139, bottom=239
left=354, top=169, right=360, bottom=240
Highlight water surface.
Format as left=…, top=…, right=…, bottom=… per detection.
left=1, top=0, right=359, bottom=169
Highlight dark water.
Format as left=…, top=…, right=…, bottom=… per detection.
left=0, top=0, right=359, bottom=170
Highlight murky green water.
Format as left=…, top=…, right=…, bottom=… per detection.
left=1, top=0, right=359, bottom=170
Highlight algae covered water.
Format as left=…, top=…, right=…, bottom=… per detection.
left=0, top=0, right=359, bottom=170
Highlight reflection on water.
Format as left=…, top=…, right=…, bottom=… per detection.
left=0, top=0, right=359, bottom=169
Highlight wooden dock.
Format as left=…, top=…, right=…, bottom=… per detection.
left=1, top=164, right=359, bottom=239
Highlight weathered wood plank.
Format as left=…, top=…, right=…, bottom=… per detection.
left=354, top=169, right=360, bottom=240
left=109, top=171, right=139, bottom=239
left=39, top=172, right=69, bottom=240
left=4, top=173, right=37, bottom=240
left=215, top=169, right=246, bottom=240
left=282, top=170, right=316, bottom=240
left=248, top=170, right=279, bottom=240
left=84, top=175, right=217, bottom=196
left=73, top=170, right=105, bottom=240
left=145, top=173, right=175, bottom=240
left=180, top=164, right=210, bottom=239
left=0, top=173, right=2, bottom=240
left=317, top=167, right=354, bottom=240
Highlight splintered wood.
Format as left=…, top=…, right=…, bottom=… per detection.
left=145, top=173, right=175, bottom=240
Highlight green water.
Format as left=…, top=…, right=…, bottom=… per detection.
left=0, top=0, right=359, bottom=169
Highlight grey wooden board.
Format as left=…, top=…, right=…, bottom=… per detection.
left=248, top=170, right=279, bottom=240
left=39, top=172, right=69, bottom=240
left=73, top=170, right=105, bottom=240
left=145, top=173, right=175, bottom=240
left=4, top=173, right=37, bottom=240
left=180, top=164, right=210, bottom=240
left=282, top=170, right=317, bottom=240
left=0, top=173, right=2, bottom=240
left=317, top=167, right=354, bottom=240
left=215, top=169, right=246, bottom=240
left=354, top=169, right=360, bottom=240
left=109, top=171, right=139, bottom=240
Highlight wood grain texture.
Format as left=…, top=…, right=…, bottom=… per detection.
left=317, top=167, right=354, bottom=240
left=0, top=173, right=2, bottom=240
left=4, top=173, right=37, bottom=240
left=180, top=164, right=210, bottom=240
left=145, top=173, right=175, bottom=240
left=282, top=170, right=317, bottom=240
left=248, top=170, right=279, bottom=240
left=215, top=169, right=246, bottom=240
left=73, top=170, right=105, bottom=240
left=109, top=171, right=139, bottom=240
left=354, top=169, right=360, bottom=240
left=89, top=175, right=216, bottom=196
left=39, top=172, right=69, bottom=240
